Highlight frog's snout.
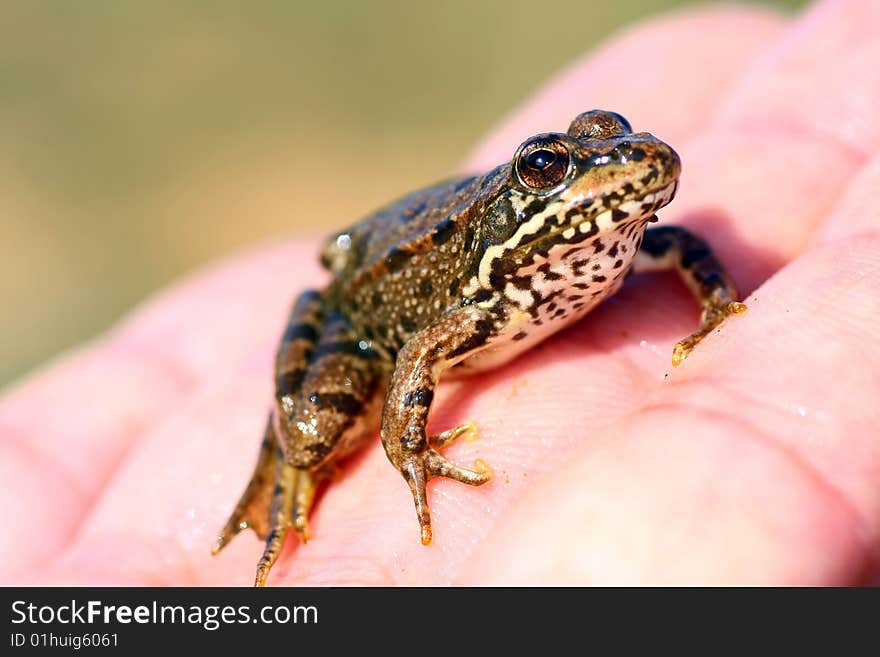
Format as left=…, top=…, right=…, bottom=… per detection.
left=660, top=141, right=682, bottom=179
left=633, top=135, right=681, bottom=184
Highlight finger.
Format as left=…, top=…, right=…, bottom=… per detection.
left=670, top=0, right=880, bottom=525
left=467, top=4, right=787, bottom=170
left=667, top=0, right=880, bottom=291
left=663, top=245, right=880, bottom=550
left=816, top=153, right=880, bottom=243
left=717, top=0, right=880, bottom=155
left=458, top=409, right=867, bottom=585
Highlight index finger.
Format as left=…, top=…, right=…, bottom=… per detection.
left=467, top=5, right=785, bottom=170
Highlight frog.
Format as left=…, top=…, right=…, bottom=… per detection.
left=211, top=110, right=747, bottom=586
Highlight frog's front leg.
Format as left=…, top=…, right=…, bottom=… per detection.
left=633, top=225, right=748, bottom=366
left=381, top=307, right=496, bottom=545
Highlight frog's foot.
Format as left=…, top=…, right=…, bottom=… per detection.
left=253, top=458, right=296, bottom=587
left=212, top=418, right=277, bottom=556
left=401, top=441, right=492, bottom=546
left=672, top=300, right=748, bottom=367
left=213, top=415, right=327, bottom=585
left=253, top=465, right=326, bottom=587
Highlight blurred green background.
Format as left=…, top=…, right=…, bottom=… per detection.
left=1, top=0, right=806, bottom=388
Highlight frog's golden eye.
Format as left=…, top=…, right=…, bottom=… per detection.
left=567, top=110, right=632, bottom=140
left=515, top=139, right=571, bottom=190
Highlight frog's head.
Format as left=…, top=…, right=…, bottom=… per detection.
left=475, top=110, right=680, bottom=291
left=517, top=109, right=680, bottom=203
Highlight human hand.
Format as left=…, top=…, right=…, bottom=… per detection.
left=1, top=0, right=877, bottom=585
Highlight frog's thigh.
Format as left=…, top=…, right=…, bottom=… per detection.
left=278, top=313, right=385, bottom=470
left=275, top=289, right=325, bottom=401
left=633, top=226, right=747, bottom=366
left=275, top=290, right=384, bottom=470
left=381, top=306, right=495, bottom=546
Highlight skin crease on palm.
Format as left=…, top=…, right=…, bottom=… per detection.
left=1, top=0, right=879, bottom=586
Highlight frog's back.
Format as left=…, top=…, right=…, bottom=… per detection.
left=320, top=168, right=507, bottom=281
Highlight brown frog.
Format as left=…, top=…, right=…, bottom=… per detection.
left=212, top=110, right=746, bottom=586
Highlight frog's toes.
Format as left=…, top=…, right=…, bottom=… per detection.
left=425, top=448, right=492, bottom=485
left=253, top=460, right=297, bottom=587
left=212, top=525, right=242, bottom=556
left=430, top=420, right=478, bottom=449
left=401, top=447, right=492, bottom=546
left=727, top=301, right=748, bottom=315
left=672, top=300, right=748, bottom=367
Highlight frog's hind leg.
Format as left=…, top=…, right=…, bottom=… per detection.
left=277, top=308, right=386, bottom=476
left=214, top=289, right=330, bottom=586
left=633, top=225, right=747, bottom=366
left=212, top=416, right=278, bottom=556
left=266, top=308, right=385, bottom=576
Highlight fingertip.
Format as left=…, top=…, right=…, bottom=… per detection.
left=465, top=4, right=787, bottom=170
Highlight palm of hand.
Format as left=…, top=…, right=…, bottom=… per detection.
left=1, top=1, right=878, bottom=585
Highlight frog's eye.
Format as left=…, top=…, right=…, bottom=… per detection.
left=567, top=110, right=632, bottom=140
left=515, top=138, right=571, bottom=190
left=524, top=149, right=557, bottom=170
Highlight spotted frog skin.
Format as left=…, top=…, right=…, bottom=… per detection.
left=213, top=110, right=746, bottom=586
